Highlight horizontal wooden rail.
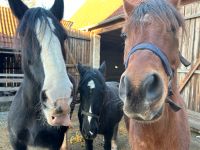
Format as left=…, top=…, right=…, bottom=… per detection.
left=0, top=87, right=19, bottom=92
left=0, top=74, right=24, bottom=77
left=188, top=110, right=200, bottom=133
left=0, top=78, right=23, bottom=83
left=0, top=96, right=14, bottom=103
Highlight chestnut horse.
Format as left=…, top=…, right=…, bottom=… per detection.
left=119, top=0, right=190, bottom=149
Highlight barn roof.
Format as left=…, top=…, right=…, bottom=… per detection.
left=0, top=7, right=18, bottom=49
left=79, top=0, right=199, bottom=31
left=0, top=6, right=73, bottom=50
left=68, top=0, right=123, bottom=29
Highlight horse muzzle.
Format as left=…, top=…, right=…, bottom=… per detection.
left=44, top=98, right=72, bottom=127
left=119, top=74, right=166, bottom=122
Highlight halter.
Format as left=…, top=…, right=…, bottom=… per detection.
left=124, top=42, right=181, bottom=112
left=78, top=70, right=105, bottom=122
left=81, top=110, right=100, bottom=120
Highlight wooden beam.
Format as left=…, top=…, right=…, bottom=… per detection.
left=0, top=74, right=24, bottom=77
left=64, top=40, right=77, bottom=71
left=0, top=87, right=19, bottom=92
left=0, top=96, right=14, bottom=103
left=0, top=78, right=23, bottom=83
left=91, top=21, right=124, bottom=34
left=188, top=110, right=200, bottom=133
left=179, top=57, right=200, bottom=92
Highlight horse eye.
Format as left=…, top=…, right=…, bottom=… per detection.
left=120, top=32, right=127, bottom=40
left=41, top=91, right=47, bottom=101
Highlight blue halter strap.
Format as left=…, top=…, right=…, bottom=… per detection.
left=124, top=42, right=173, bottom=78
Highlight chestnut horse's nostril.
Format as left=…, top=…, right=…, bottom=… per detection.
left=119, top=75, right=130, bottom=101
left=142, top=74, right=163, bottom=102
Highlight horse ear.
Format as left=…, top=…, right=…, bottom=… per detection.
left=8, top=0, right=28, bottom=20
left=50, top=0, right=64, bottom=21
left=77, top=63, right=87, bottom=77
left=99, top=61, right=106, bottom=76
left=123, top=0, right=134, bottom=17
left=168, top=0, right=181, bottom=7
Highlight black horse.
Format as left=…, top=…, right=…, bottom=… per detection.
left=77, top=62, right=124, bottom=150
left=7, top=0, right=75, bottom=149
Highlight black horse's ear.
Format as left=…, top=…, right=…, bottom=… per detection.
left=99, top=61, right=106, bottom=76
left=77, top=63, right=87, bottom=77
left=50, top=0, right=64, bottom=21
left=8, top=0, right=28, bottom=20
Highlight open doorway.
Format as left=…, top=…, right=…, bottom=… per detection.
left=100, top=28, right=124, bottom=82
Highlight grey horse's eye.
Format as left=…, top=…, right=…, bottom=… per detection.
left=41, top=91, right=47, bottom=101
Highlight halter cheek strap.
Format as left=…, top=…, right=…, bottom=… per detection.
left=124, top=42, right=181, bottom=112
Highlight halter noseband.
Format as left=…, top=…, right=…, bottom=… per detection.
left=124, top=42, right=181, bottom=112
left=81, top=110, right=100, bottom=120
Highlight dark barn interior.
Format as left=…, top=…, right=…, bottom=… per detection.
left=100, top=28, right=124, bottom=81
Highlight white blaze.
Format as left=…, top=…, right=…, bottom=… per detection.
left=87, top=80, right=95, bottom=124
left=87, top=80, right=95, bottom=89
left=88, top=106, right=92, bottom=124
left=35, top=17, right=73, bottom=104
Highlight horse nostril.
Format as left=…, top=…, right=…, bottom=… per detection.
left=142, top=74, right=163, bottom=102
left=119, top=75, right=131, bottom=100
left=55, top=106, right=63, bottom=114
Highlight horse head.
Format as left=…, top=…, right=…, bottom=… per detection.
left=77, top=62, right=106, bottom=140
left=119, top=0, right=185, bottom=123
left=8, top=0, right=73, bottom=127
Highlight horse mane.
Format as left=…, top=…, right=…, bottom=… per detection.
left=17, top=7, right=68, bottom=64
left=126, top=0, right=185, bottom=34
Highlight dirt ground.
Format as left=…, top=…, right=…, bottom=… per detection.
left=0, top=106, right=200, bottom=150
left=0, top=106, right=129, bottom=150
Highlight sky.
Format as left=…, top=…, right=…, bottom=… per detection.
left=0, top=0, right=123, bottom=29
left=0, top=0, right=85, bottom=20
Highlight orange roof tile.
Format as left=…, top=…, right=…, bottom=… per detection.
left=0, top=7, right=18, bottom=49
left=0, top=7, right=74, bottom=49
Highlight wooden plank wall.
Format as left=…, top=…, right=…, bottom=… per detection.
left=178, top=1, right=200, bottom=113
left=0, top=29, right=94, bottom=102
left=65, top=29, right=93, bottom=86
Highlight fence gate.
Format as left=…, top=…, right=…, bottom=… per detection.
left=178, top=1, right=200, bottom=132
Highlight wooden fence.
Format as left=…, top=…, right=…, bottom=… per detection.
left=65, top=29, right=93, bottom=85
left=0, top=29, right=100, bottom=109
left=65, top=28, right=100, bottom=86
left=178, top=1, right=200, bottom=113
left=0, top=73, right=23, bottom=111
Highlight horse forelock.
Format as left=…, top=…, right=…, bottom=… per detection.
left=79, top=69, right=106, bottom=90
left=125, top=0, right=185, bottom=34
left=17, top=7, right=67, bottom=64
